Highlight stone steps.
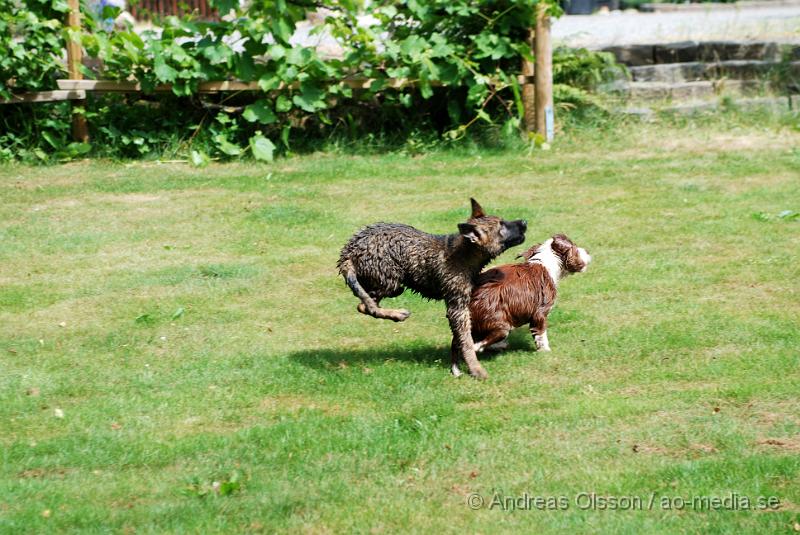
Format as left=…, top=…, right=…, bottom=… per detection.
left=626, top=79, right=772, bottom=101
left=629, top=60, right=800, bottom=83
left=601, top=40, right=800, bottom=105
left=626, top=81, right=715, bottom=100
left=602, top=40, right=799, bottom=66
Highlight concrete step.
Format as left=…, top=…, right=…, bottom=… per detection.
left=602, top=40, right=799, bottom=66
left=624, top=78, right=777, bottom=100
left=629, top=60, right=800, bottom=83
left=627, top=81, right=716, bottom=100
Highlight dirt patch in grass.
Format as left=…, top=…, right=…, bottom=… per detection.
left=756, top=437, right=800, bottom=452
left=18, top=467, right=75, bottom=479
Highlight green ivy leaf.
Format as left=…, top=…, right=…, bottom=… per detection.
left=292, top=83, right=326, bottom=112
left=190, top=150, right=210, bottom=168
left=271, top=18, right=293, bottom=44
left=66, top=142, right=92, bottom=156
left=201, top=42, right=232, bottom=65
left=242, top=101, right=277, bottom=124
left=210, top=0, right=238, bottom=13
left=235, top=55, right=256, bottom=81
left=275, top=95, right=292, bottom=112
left=41, top=131, right=60, bottom=149
left=214, top=135, right=242, bottom=156
left=250, top=134, right=275, bottom=162
left=281, top=125, right=291, bottom=149
left=418, top=78, right=433, bottom=99
left=286, top=47, right=312, bottom=66
left=154, top=58, right=178, bottom=83
left=269, top=44, right=287, bottom=60
left=258, top=74, right=281, bottom=92
left=399, top=35, right=426, bottom=59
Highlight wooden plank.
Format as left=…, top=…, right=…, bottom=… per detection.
left=199, top=81, right=260, bottom=91
left=534, top=4, right=554, bottom=141
left=521, top=29, right=536, bottom=133
left=58, top=78, right=435, bottom=93
left=57, top=79, right=261, bottom=92
left=58, top=79, right=180, bottom=92
left=67, top=0, right=89, bottom=142
left=0, top=90, right=87, bottom=104
left=66, top=0, right=81, bottom=80
left=58, top=79, right=142, bottom=91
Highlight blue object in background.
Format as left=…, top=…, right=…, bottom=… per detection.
left=96, top=0, right=126, bottom=31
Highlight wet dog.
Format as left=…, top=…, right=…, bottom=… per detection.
left=337, top=199, right=527, bottom=379
left=468, top=234, right=590, bottom=359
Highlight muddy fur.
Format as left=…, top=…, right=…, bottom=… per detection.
left=337, top=199, right=527, bottom=379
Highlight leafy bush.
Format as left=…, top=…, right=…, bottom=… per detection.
left=1, top=0, right=625, bottom=162
left=0, top=0, right=68, bottom=99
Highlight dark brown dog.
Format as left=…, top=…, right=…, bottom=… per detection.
left=468, top=234, right=590, bottom=360
left=337, top=199, right=527, bottom=379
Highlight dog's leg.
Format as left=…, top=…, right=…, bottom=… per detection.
left=450, top=338, right=462, bottom=377
left=355, top=301, right=410, bottom=322
left=474, top=329, right=509, bottom=353
left=530, top=314, right=551, bottom=351
left=448, top=303, right=488, bottom=380
left=342, top=262, right=410, bottom=322
left=487, top=337, right=509, bottom=352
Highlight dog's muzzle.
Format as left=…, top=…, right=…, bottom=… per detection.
left=503, top=219, right=527, bottom=247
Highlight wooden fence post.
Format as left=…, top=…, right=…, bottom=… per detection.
left=67, top=0, right=89, bottom=142
left=521, top=28, right=536, bottom=134
left=534, top=3, right=554, bottom=142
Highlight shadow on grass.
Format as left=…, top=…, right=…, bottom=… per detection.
left=288, top=343, right=449, bottom=371
left=288, top=332, right=532, bottom=372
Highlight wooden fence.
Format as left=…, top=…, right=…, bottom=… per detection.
left=129, top=0, right=216, bottom=20
left=2, top=0, right=555, bottom=144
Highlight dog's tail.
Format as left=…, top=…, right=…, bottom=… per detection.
left=338, top=256, right=380, bottom=313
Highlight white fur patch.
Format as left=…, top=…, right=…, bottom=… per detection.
left=451, top=363, right=463, bottom=377
left=578, top=248, right=591, bottom=272
left=473, top=340, right=486, bottom=353
left=528, top=238, right=562, bottom=285
left=534, top=331, right=551, bottom=351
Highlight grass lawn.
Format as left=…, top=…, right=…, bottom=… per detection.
left=1, top=112, right=799, bottom=533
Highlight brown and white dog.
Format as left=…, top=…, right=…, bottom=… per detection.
left=465, top=234, right=590, bottom=365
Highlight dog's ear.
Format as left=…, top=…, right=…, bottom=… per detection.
left=517, top=244, right=539, bottom=262
left=470, top=198, right=486, bottom=219
left=458, top=222, right=480, bottom=243
left=551, top=234, right=572, bottom=253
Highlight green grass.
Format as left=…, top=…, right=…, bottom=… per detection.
left=2, top=113, right=800, bottom=533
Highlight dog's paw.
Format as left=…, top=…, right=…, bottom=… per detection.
left=536, top=344, right=551, bottom=352
left=390, top=309, right=411, bottom=322
left=451, top=364, right=463, bottom=377
left=469, top=366, right=489, bottom=380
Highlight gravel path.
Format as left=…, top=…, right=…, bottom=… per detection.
left=552, top=5, right=800, bottom=48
